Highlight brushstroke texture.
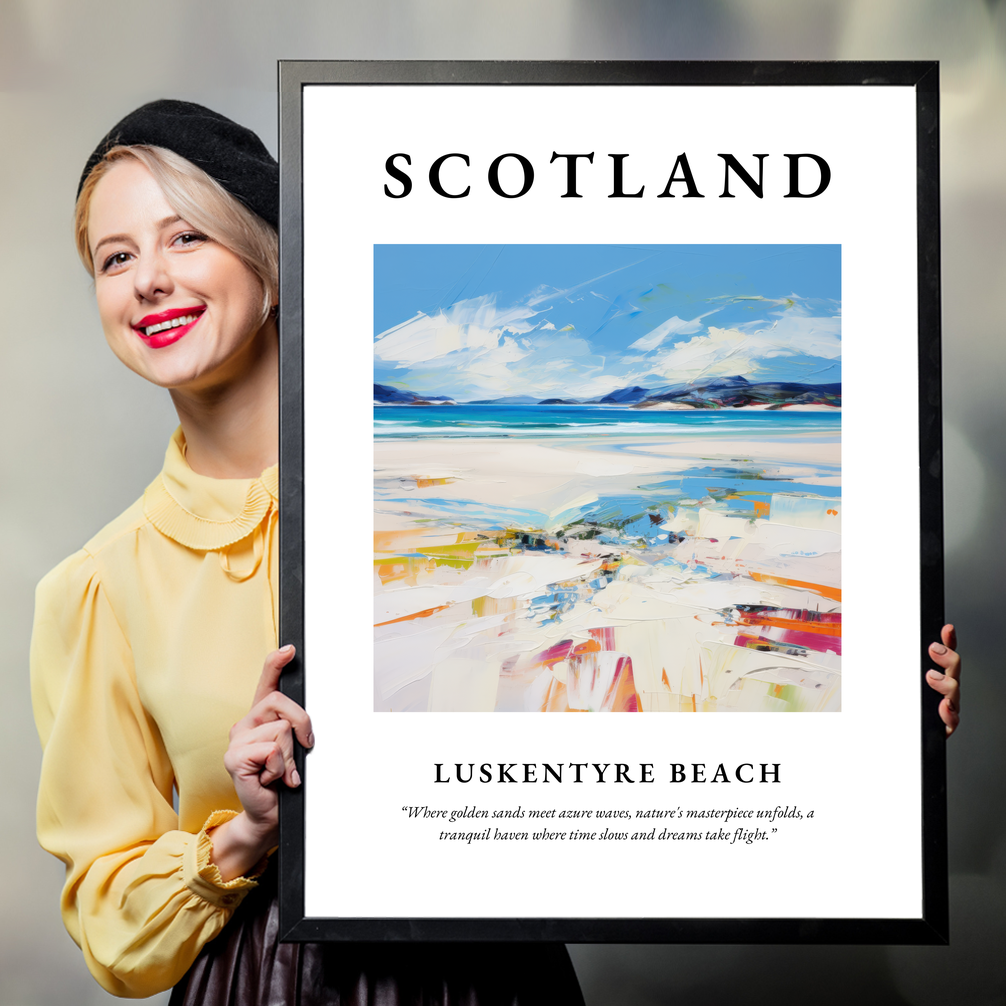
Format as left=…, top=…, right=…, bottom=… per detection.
left=373, top=245, right=841, bottom=713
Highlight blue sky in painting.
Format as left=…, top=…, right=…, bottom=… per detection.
left=374, top=245, right=840, bottom=402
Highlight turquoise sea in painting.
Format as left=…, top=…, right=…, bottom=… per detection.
left=373, top=245, right=842, bottom=715
left=375, top=403, right=841, bottom=438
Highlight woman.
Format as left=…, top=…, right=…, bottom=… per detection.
left=31, top=100, right=586, bottom=1003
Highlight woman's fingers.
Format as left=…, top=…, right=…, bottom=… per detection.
left=925, top=680, right=960, bottom=736
left=232, top=740, right=288, bottom=787
left=929, top=641, right=960, bottom=679
left=259, top=742, right=289, bottom=787
left=232, top=689, right=314, bottom=750
left=224, top=737, right=287, bottom=787
left=240, top=644, right=314, bottom=749
left=218, top=647, right=309, bottom=845
left=230, top=719, right=301, bottom=788
left=926, top=668, right=959, bottom=704
left=252, top=644, right=296, bottom=707
left=927, top=624, right=961, bottom=737
left=928, top=637, right=961, bottom=685
left=926, top=669, right=960, bottom=736
left=941, top=623, right=958, bottom=654
left=941, top=698, right=960, bottom=736
left=224, top=645, right=311, bottom=810
left=254, top=691, right=313, bottom=749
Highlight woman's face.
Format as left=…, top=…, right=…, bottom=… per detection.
left=87, top=158, right=269, bottom=392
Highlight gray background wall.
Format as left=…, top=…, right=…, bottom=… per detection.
left=1, top=1, right=1003, bottom=1003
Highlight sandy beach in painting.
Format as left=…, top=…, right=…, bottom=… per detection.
left=374, top=413, right=841, bottom=713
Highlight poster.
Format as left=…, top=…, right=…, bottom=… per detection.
left=279, top=62, right=945, bottom=942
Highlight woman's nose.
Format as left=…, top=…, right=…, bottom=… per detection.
left=133, top=249, right=173, bottom=302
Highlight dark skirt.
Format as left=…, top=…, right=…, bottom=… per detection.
left=169, top=869, right=585, bottom=1006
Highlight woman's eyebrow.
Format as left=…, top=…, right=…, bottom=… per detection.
left=92, top=216, right=185, bottom=257
left=92, top=232, right=133, bottom=256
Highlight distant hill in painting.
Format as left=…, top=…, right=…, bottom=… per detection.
left=373, top=383, right=456, bottom=405
left=621, top=375, right=841, bottom=410
left=376, top=377, right=840, bottom=409
left=595, top=385, right=651, bottom=404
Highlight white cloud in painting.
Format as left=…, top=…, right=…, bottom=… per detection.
left=496, top=333, right=607, bottom=396
left=736, top=308, right=842, bottom=360
left=647, top=327, right=759, bottom=380
left=375, top=296, right=619, bottom=399
left=454, top=335, right=531, bottom=390
left=646, top=304, right=841, bottom=383
left=374, top=294, right=539, bottom=366
left=446, top=332, right=610, bottom=399
left=628, top=312, right=711, bottom=351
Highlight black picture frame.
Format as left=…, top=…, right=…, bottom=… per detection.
left=277, top=60, right=945, bottom=945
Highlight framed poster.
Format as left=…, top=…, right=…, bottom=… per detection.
left=277, top=61, right=946, bottom=943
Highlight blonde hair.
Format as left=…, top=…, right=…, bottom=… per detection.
left=75, top=145, right=278, bottom=322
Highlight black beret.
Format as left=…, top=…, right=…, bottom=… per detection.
left=78, top=99, right=278, bottom=228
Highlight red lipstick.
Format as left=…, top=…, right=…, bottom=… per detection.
left=132, top=306, right=206, bottom=349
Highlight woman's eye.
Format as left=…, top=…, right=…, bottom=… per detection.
left=173, top=231, right=208, bottom=248
left=101, top=251, right=132, bottom=273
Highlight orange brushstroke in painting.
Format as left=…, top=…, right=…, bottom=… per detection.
left=733, top=614, right=842, bottom=636
left=748, top=571, right=841, bottom=601
left=374, top=603, right=452, bottom=627
left=526, top=627, right=640, bottom=712
left=414, top=476, right=456, bottom=488
left=589, top=626, right=616, bottom=650
left=539, top=679, right=576, bottom=712
left=374, top=529, right=478, bottom=552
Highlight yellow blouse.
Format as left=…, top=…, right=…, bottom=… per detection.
left=31, top=428, right=279, bottom=998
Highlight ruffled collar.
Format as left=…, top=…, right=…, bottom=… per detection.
left=143, top=428, right=278, bottom=551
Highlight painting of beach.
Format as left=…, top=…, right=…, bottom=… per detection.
left=374, top=245, right=841, bottom=713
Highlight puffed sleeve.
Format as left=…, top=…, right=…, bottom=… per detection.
left=31, top=549, right=262, bottom=998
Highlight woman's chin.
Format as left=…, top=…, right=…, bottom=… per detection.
left=123, top=353, right=220, bottom=392
left=109, top=322, right=273, bottom=395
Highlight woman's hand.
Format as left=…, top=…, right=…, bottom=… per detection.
left=209, top=645, right=314, bottom=881
left=926, top=624, right=961, bottom=737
